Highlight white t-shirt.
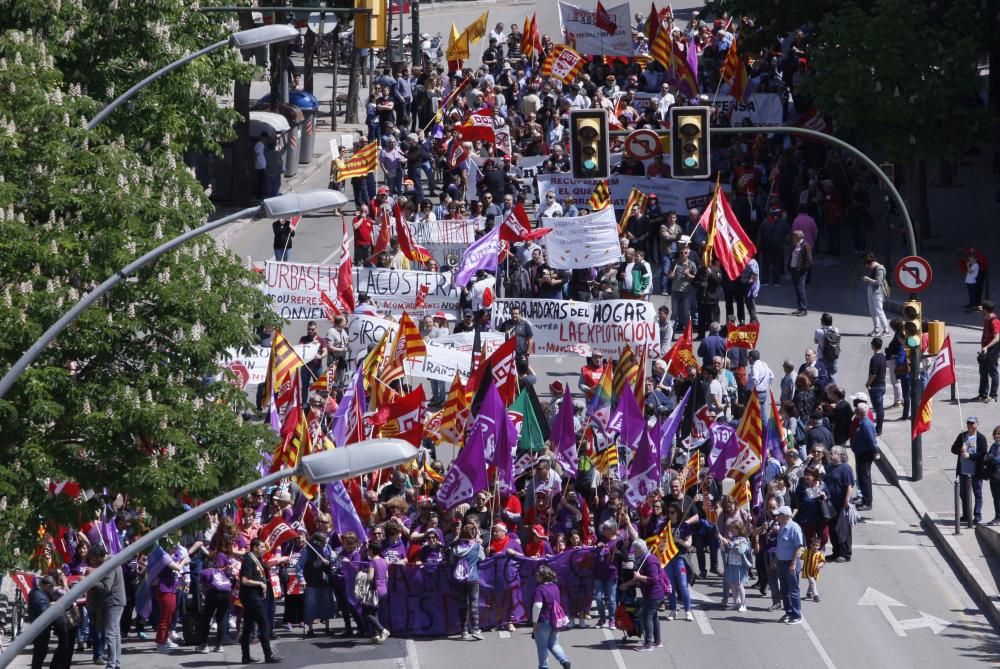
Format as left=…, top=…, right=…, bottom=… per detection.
left=254, top=140, right=267, bottom=170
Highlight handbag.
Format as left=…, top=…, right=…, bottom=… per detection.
left=361, top=586, right=379, bottom=609
left=550, top=598, right=570, bottom=631
left=64, top=604, right=81, bottom=628
left=820, top=498, right=837, bottom=521
left=353, top=570, right=371, bottom=600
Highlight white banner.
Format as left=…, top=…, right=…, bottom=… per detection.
left=263, top=261, right=338, bottom=321
left=410, top=219, right=476, bottom=268
left=348, top=313, right=395, bottom=360
left=405, top=344, right=472, bottom=382
left=558, top=1, right=633, bottom=56
left=491, top=298, right=657, bottom=357
left=431, top=331, right=506, bottom=357
left=543, top=206, right=621, bottom=270
left=710, top=93, right=784, bottom=127
left=536, top=173, right=715, bottom=216
left=353, top=267, right=461, bottom=317
left=220, top=342, right=319, bottom=389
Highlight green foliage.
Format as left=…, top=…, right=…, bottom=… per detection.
left=719, top=0, right=988, bottom=161
left=0, top=3, right=278, bottom=571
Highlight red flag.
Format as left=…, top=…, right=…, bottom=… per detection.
left=394, top=202, right=432, bottom=264
left=379, top=387, right=426, bottom=437
left=662, top=321, right=699, bottom=376
left=726, top=322, right=760, bottom=350
left=529, top=14, right=543, bottom=56
left=699, top=180, right=758, bottom=281
left=260, top=516, right=299, bottom=555
left=595, top=1, right=618, bottom=36
left=912, top=337, right=957, bottom=439
left=466, top=336, right=518, bottom=405
left=447, top=140, right=470, bottom=168
left=337, top=217, right=356, bottom=312
left=289, top=214, right=302, bottom=231
left=372, top=207, right=392, bottom=257
left=457, top=109, right=496, bottom=142
left=415, top=284, right=429, bottom=308
left=48, top=480, right=82, bottom=498
left=320, top=291, right=342, bottom=322
left=499, top=202, right=552, bottom=243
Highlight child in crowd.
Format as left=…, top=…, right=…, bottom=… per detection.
left=722, top=521, right=754, bottom=612
left=802, top=535, right=825, bottom=602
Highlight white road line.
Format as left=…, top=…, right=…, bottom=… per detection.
left=801, top=617, right=838, bottom=669
left=601, top=627, right=629, bottom=669
left=860, top=519, right=895, bottom=526
left=405, top=638, right=422, bottom=669
left=852, top=544, right=919, bottom=550
left=692, top=609, right=714, bottom=635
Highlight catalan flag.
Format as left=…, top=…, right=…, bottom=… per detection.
left=728, top=391, right=764, bottom=484
left=587, top=426, right=619, bottom=475
left=262, top=331, right=305, bottom=401
left=611, top=343, right=639, bottom=403
left=634, top=345, right=647, bottom=407
left=336, top=141, right=378, bottom=181
left=439, top=373, right=470, bottom=444
left=271, top=405, right=310, bottom=475
left=588, top=180, right=611, bottom=211
left=540, top=44, right=587, bottom=85
left=646, top=521, right=679, bottom=564
left=733, top=479, right=752, bottom=509
left=681, top=450, right=702, bottom=491
left=650, top=25, right=674, bottom=72
left=618, top=187, right=648, bottom=235
left=520, top=15, right=533, bottom=57
left=699, top=176, right=758, bottom=282
left=381, top=312, right=426, bottom=385
left=720, top=38, right=750, bottom=102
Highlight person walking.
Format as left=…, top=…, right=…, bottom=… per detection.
left=774, top=506, right=804, bottom=625
left=862, top=254, right=890, bottom=335
left=28, top=576, right=62, bottom=669
left=622, top=539, right=665, bottom=652
left=951, top=417, right=989, bottom=525
left=531, top=565, right=572, bottom=669
left=239, top=538, right=282, bottom=664
left=974, top=300, right=1000, bottom=403
left=788, top=230, right=812, bottom=316
left=93, top=546, right=126, bottom=669
left=849, top=403, right=880, bottom=512
left=985, top=426, right=1000, bottom=526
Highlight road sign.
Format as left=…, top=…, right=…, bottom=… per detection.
left=894, top=255, right=933, bottom=293
left=624, top=129, right=662, bottom=161
left=857, top=587, right=950, bottom=636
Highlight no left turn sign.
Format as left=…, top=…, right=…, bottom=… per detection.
left=894, top=255, right=933, bottom=293
left=624, top=129, right=662, bottom=161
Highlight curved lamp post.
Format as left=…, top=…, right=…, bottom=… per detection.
left=0, top=439, right=418, bottom=666
left=86, top=24, right=299, bottom=131
left=0, top=189, right=347, bottom=400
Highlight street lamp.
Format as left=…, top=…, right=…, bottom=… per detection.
left=0, top=439, right=418, bottom=666
left=0, top=188, right=347, bottom=400
left=86, top=24, right=299, bottom=130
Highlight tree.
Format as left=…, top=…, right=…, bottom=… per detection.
left=0, top=5, right=279, bottom=571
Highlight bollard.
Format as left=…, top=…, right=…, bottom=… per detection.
left=954, top=477, right=961, bottom=535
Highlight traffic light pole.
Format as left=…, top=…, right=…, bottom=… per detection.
left=612, top=124, right=922, bottom=477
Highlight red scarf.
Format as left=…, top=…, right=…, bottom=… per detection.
left=489, top=534, right=510, bottom=556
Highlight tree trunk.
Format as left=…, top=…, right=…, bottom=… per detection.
left=304, top=29, right=316, bottom=94
left=230, top=9, right=257, bottom=206
left=346, top=46, right=361, bottom=125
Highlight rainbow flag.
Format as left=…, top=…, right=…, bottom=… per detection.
left=586, top=363, right=614, bottom=435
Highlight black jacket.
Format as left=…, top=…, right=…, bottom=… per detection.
left=28, top=586, right=49, bottom=622
left=951, top=431, right=989, bottom=479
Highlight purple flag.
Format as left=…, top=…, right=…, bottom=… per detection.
left=550, top=386, right=578, bottom=477
left=332, top=367, right=367, bottom=447
left=437, top=411, right=490, bottom=509
left=326, top=480, right=368, bottom=540
left=135, top=546, right=172, bottom=618
left=454, top=225, right=499, bottom=287
left=687, top=36, right=699, bottom=90
left=764, top=413, right=787, bottom=465
left=658, top=387, right=691, bottom=466
left=476, top=382, right=517, bottom=492
left=612, top=382, right=645, bottom=450
left=708, top=422, right=740, bottom=478
left=625, top=426, right=658, bottom=508
left=100, top=516, right=123, bottom=555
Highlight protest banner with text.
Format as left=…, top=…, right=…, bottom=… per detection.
left=354, top=267, right=462, bottom=317
left=536, top=173, right=715, bottom=215
left=543, top=206, right=621, bottom=270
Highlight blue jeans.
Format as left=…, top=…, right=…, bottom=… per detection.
left=777, top=559, right=801, bottom=620
left=960, top=474, right=984, bottom=522
left=430, top=379, right=446, bottom=404
left=638, top=596, right=663, bottom=645
left=274, top=247, right=291, bottom=262
left=665, top=557, right=691, bottom=613
left=593, top=578, right=617, bottom=624
left=791, top=269, right=808, bottom=311
left=869, top=384, right=885, bottom=434
left=672, top=290, right=693, bottom=332
left=660, top=257, right=672, bottom=294
left=899, top=376, right=911, bottom=420
left=533, top=621, right=569, bottom=669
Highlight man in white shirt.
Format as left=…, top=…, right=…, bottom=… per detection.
left=254, top=131, right=268, bottom=199
left=656, top=83, right=675, bottom=119
left=488, top=23, right=506, bottom=48
left=537, top=191, right=563, bottom=223
left=746, top=349, right=774, bottom=412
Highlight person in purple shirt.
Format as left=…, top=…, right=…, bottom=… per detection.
left=593, top=519, right=623, bottom=630
left=531, top=565, right=572, bottom=669
left=364, top=541, right=391, bottom=643
left=381, top=523, right=409, bottom=564
left=416, top=529, right=446, bottom=565
left=525, top=525, right=554, bottom=558
left=553, top=490, right=584, bottom=535
left=622, top=539, right=665, bottom=651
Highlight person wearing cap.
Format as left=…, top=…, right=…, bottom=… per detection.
left=453, top=308, right=476, bottom=334
left=487, top=522, right=523, bottom=557
left=849, top=402, right=880, bottom=512
left=29, top=575, right=67, bottom=669
left=952, top=416, right=989, bottom=524
left=774, top=505, right=804, bottom=624
left=525, top=525, right=554, bottom=558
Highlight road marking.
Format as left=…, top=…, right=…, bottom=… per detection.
left=860, top=519, right=895, bottom=525
left=601, top=627, right=629, bottom=669
left=404, top=638, right=421, bottom=669
left=801, top=617, right=838, bottom=669
left=857, top=587, right=951, bottom=637
left=689, top=588, right=716, bottom=604
left=692, top=609, right=714, bottom=635
left=852, top=544, right=919, bottom=550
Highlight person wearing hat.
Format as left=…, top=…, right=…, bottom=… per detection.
left=952, top=416, right=989, bottom=524
left=453, top=308, right=476, bottom=334
left=774, top=505, right=804, bottom=624
left=525, top=525, right=554, bottom=558
left=849, top=402, right=880, bottom=512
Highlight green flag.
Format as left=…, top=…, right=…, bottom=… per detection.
left=511, top=388, right=545, bottom=452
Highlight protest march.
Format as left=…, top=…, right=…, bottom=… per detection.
left=16, top=2, right=975, bottom=667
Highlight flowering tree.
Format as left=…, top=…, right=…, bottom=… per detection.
left=0, top=3, right=279, bottom=570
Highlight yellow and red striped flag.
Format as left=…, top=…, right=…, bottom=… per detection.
left=381, top=312, right=426, bottom=385
left=335, top=141, right=378, bottom=181
left=588, top=180, right=611, bottom=211
left=681, top=450, right=702, bottom=491
left=618, top=187, right=648, bottom=235
left=262, top=331, right=305, bottom=400
left=611, top=343, right=639, bottom=402
left=439, top=372, right=470, bottom=444
left=540, top=44, right=587, bottom=84
left=733, top=479, right=752, bottom=509
left=646, top=521, right=679, bottom=564
left=720, top=38, right=750, bottom=102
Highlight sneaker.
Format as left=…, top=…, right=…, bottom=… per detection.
left=380, top=630, right=391, bottom=642
left=653, top=643, right=664, bottom=648
left=666, top=613, right=675, bottom=621
left=987, top=518, right=1000, bottom=526
left=562, top=662, right=572, bottom=669
left=635, top=644, right=655, bottom=652
left=156, top=644, right=174, bottom=655
left=197, top=646, right=209, bottom=654
left=471, top=629, right=484, bottom=641
left=461, top=632, right=472, bottom=641
left=813, top=594, right=821, bottom=602
left=596, top=619, right=606, bottom=629
left=779, top=614, right=790, bottom=623
left=137, top=632, right=148, bottom=640
left=212, top=645, right=224, bottom=653
left=506, top=623, right=516, bottom=632
left=738, top=605, right=747, bottom=613
left=785, top=617, right=802, bottom=625
left=165, top=640, right=179, bottom=649
left=607, top=623, right=617, bottom=630
left=685, top=611, right=694, bottom=621
left=169, top=632, right=182, bottom=643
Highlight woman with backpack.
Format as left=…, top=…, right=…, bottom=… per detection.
left=531, top=565, right=572, bottom=669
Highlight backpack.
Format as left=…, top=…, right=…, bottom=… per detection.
left=822, top=327, right=841, bottom=362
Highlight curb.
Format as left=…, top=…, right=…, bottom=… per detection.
left=876, top=443, right=1000, bottom=631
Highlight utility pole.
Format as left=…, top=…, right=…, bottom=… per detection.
left=411, top=0, right=421, bottom=68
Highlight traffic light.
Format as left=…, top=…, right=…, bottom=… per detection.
left=669, top=106, right=711, bottom=179
left=903, top=300, right=922, bottom=348
left=569, top=110, right=610, bottom=180
left=354, top=0, right=387, bottom=48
